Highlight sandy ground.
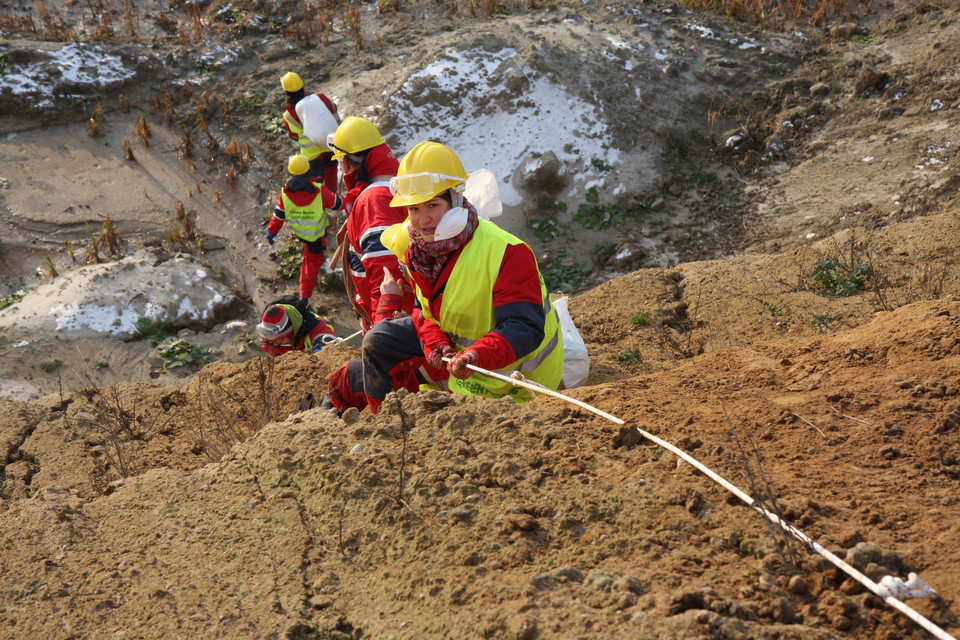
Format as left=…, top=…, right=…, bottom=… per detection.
left=1, top=0, right=960, bottom=638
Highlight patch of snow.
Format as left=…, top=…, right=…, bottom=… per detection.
left=390, top=46, right=617, bottom=206
left=0, top=43, right=135, bottom=96
left=684, top=23, right=719, bottom=40
left=725, top=134, right=744, bottom=148
left=930, top=98, right=944, bottom=111
left=49, top=302, right=142, bottom=336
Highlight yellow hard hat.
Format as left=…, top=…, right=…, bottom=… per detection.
left=381, top=219, right=411, bottom=259
left=388, top=141, right=468, bottom=207
left=329, top=116, right=385, bottom=160
left=287, top=153, right=310, bottom=176
left=281, top=72, right=303, bottom=92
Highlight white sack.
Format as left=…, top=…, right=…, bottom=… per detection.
left=295, top=94, right=338, bottom=148
left=553, top=296, right=589, bottom=389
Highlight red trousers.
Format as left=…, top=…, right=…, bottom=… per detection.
left=299, top=238, right=326, bottom=300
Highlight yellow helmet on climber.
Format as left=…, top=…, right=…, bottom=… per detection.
left=388, top=141, right=468, bottom=207
left=328, top=117, right=385, bottom=161
left=287, top=153, right=310, bottom=176
left=281, top=72, right=304, bottom=93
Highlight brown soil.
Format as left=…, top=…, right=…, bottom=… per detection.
left=2, top=1, right=960, bottom=639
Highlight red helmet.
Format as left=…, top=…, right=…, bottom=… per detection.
left=257, top=305, right=292, bottom=341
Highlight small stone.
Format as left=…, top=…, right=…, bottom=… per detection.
left=553, top=566, right=584, bottom=582
left=787, top=575, right=809, bottom=595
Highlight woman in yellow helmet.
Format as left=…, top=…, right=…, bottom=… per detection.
left=327, top=141, right=564, bottom=414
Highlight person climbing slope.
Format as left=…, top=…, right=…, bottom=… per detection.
left=322, top=117, right=419, bottom=412
left=257, top=299, right=337, bottom=358
left=329, top=141, right=564, bottom=413
left=280, top=71, right=340, bottom=190
left=266, top=153, right=343, bottom=306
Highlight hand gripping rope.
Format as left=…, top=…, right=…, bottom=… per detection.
left=441, top=358, right=955, bottom=640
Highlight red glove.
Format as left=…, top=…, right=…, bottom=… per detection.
left=426, top=343, right=455, bottom=369
left=448, top=348, right=480, bottom=380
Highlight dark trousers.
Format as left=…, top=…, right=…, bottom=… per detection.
left=327, top=317, right=447, bottom=413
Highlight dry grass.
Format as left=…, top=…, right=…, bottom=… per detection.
left=134, top=113, right=151, bottom=146
left=88, top=103, right=104, bottom=137
left=682, top=0, right=852, bottom=30
left=81, top=214, right=123, bottom=264
left=188, top=358, right=280, bottom=462
left=178, top=122, right=193, bottom=159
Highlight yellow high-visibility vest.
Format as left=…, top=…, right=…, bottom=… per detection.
left=413, top=219, right=564, bottom=401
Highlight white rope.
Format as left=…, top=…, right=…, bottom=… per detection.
left=320, top=329, right=363, bottom=346
left=444, top=359, right=956, bottom=640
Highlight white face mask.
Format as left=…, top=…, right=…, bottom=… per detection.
left=431, top=206, right=468, bottom=242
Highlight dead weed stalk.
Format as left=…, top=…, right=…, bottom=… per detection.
left=134, top=112, right=151, bottom=146
left=190, top=357, right=279, bottom=461
left=720, top=400, right=800, bottom=571
left=73, top=362, right=177, bottom=486
left=88, top=103, right=104, bottom=137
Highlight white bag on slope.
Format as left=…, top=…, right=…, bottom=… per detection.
left=295, top=94, right=338, bottom=149
left=553, top=296, right=589, bottom=389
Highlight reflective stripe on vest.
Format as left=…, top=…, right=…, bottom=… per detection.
left=283, top=111, right=330, bottom=161
left=280, top=190, right=329, bottom=242
left=412, top=219, right=564, bottom=401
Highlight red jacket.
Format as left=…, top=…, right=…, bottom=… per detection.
left=343, top=144, right=415, bottom=330
left=409, top=235, right=547, bottom=372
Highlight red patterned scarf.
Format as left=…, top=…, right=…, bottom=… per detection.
left=407, top=204, right=479, bottom=286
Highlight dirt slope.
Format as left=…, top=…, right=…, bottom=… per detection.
left=2, top=0, right=960, bottom=639
left=1, top=296, right=958, bottom=639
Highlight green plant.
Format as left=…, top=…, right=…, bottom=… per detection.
left=590, top=158, right=613, bottom=172
left=260, top=114, right=284, bottom=133
left=530, top=216, right=561, bottom=242
left=882, top=22, right=903, bottom=34
left=238, top=90, right=264, bottom=111
left=573, top=191, right=654, bottom=231
left=591, top=242, right=615, bottom=259
left=854, top=33, right=879, bottom=44
left=40, top=359, right=63, bottom=373
left=0, top=289, right=29, bottom=311
left=40, top=256, right=58, bottom=278
left=274, top=238, right=304, bottom=279
left=136, top=317, right=175, bottom=344
left=193, top=59, right=209, bottom=75
left=811, top=313, right=835, bottom=332
left=157, top=338, right=214, bottom=369
left=0, top=53, right=9, bottom=76
left=812, top=258, right=872, bottom=298
left=615, top=348, right=641, bottom=364
left=94, top=360, right=108, bottom=369
left=763, top=302, right=783, bottom=317
left=542, top=248, right=592, bottom=292
left=630, top=314, right=651, bottom=326
left=229, top=8, right=247, bottom=34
